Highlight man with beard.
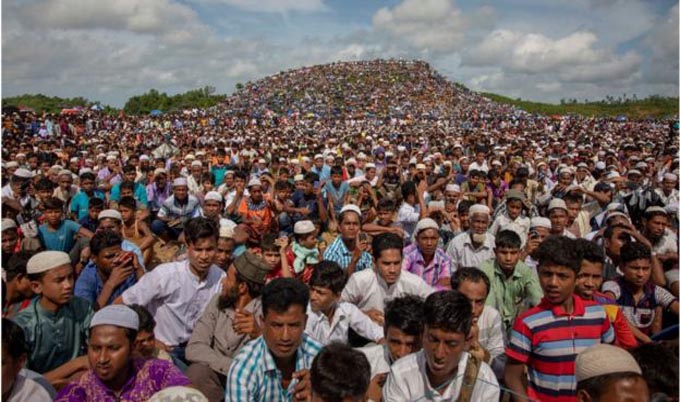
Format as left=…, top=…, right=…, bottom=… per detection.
left=186, top=251, right=271, bottom=402
left=446, top=204, right=496, bottom=272
left=642, top=207, right=678, bottom=272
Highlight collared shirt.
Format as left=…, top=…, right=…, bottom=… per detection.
left=70, top=190, right=105, bottom=220
left=186, top=296, right=262, bottom=376
left=157, top=194, right=200, bottom=221
left=109, top=182, right=148, bottom=207
left=341, top=268, right=433, bottom=312
left=323, top=237, right=372, bottom=272
left=304, top=302, right=383, bottom=346
left=225, top=334, right=322, bottom=402
left=38, top=220, right=81, bottom=252
left=12, top=297, right=93, bottom=373
left=122, top=260, right=225, bottom=346
left=96, top=167, right=121, bottom=188
left=74, top=261, right=137, bottom=307
left=396, top=202, right=420, bottom=239
left=480, top=259, right=544, bottom=337
left=55, top=357, right=190, bottom=401
left=358, top=344, right=392, bottom=379
left=477, top=306, right=505, bottom=367
left=146, top=182, right=172, bottom=212
left=383, top=350, right=500, bottom=401
left=652, top=228, right=678, bottom=255
left=446, top=232, right=496, bottom=271
left=401, top=244, right=453, bottom=288
left=489, top=214, right=531, bottom=246
left=506, top=296, right=615, bottom=402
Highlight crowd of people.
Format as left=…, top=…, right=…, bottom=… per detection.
left=1, top=59, right=679, bottom=402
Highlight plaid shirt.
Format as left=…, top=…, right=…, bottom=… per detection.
left=401, top=243, right=452, bottom=288
left=225, top=334, right=322, bottom=402
left=323, top=237, right=372, bottom=272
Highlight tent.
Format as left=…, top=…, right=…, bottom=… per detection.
left=150, top=109, right=163, bottom=116
left=90, top=104, right=104, bottom=111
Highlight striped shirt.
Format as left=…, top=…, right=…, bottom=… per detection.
left=506, top=295, right=615, bottom=402
left=401, top=243, right=453, bottom=288
left=225, top=334, right=322, bottom=402
left=323, top=237, right=372, bottom=272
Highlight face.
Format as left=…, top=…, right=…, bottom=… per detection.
left=605, top=228, right=627, bottom=258
left=457, top=280, right=488, bottom=322
left=262, top=250, right=281, bottom=267
left=187, top=237, right=217, bottom=276
left=622, top=258, right=651, bottom=288
left=575, top=260, right=603, bottom=300
left=299, top=233, right=317, bottom=249
left=1, top=230, right=18, bottom=254
left=549, top=209, right=569, bottom=233
left=44, top=208, right=62, bottom=226
left=376, top=248, right=402, bottom=285
left=507, top=200, right=523, bottom=220
left=577, top=376, right=650, bottom=402
left=88, top=325, right=131, bottom=384
left=219, top=265, right=240, bottom=308
left=423, top=327, right=467, bottom=381
left=94, top=245, right=123, bottom=276
left=645, top=215, right=668, bottom=240
left=495, top=246, right=520, bottom=272
left=214, top=238, right=235, bottom=269
left=339, top=211, right=361, bottom=240
left=565, top=201, right=582, bottom=223
left=469, top=213, right=489, bottom=235
left=249, top=186, right=263, bottom=203
left=416, top=228, right=439, bottom=257
left=203, top=200, right=222, bottom=218
left=559, top=173, right=572, bottom=186
left=133, top=330, right=155, bottom=359
left=59, top=175, right=73, bottom=190
left=123, top=171, right=136, bottom=182
left=173, top=185, right=188, bottom=200
left=32, top=264, right=74, bottom=306
left=309, top=286, right=338, bottom=313
left=119, top=206, right=134, bottom=222
left=1, top=346, right=24, bottom=397
left=263, top=305, right=307, bottom=359
left=538, top=263, right=576, bottom=306
left=662, top=178, right=676, bottom=193
left=385, top=326, right=420, bottom=362
left=98, top=218, right=121, bottom=234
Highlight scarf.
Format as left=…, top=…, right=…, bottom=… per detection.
left=292, top=241, right=319, bottom=274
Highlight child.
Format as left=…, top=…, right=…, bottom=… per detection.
left=271, top=179, right=294, bottom=235
left=324, top=165, right=350, bottom=217
left=305, top=260, right=383, bottom=345
left=128, top=303, right=173, bottom=362
left=2, top=218, right=20, bottom=266
left=363, top=198, right=406, bottom=239
left=77, top=196, right=104, bottom=233
left=289, top=220, right=319, bottom=283
left=461, top=170, right=488, bottom=203
left=119, top=196, right=155, bottom=266
left=602, top=241, right=678, bottom=338
left=12, top=251, right=94, bottom=382
left=38, top=197, right=94, bottom=265
left=489, top=189, right=531, bottom=246
left=3, top=251, right=35, bottom=318
left=70, top=172, right=104, bottom=221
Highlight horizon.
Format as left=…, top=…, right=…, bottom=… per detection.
left=2, top=0, right=678, bottom=108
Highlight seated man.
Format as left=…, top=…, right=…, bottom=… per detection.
left=341, top=233, right=433, bottom=326
left=402, top=218, right=453, bottom=289
left=55, top=305, right=189, bottom=401
left=2, top=319, right=53, bottom=402
left=324, top=204, right=373, bottom=275
left=310, top=343, right=371, bottom=402
left=383, top=291, right=500, bottom=400
left=186, top=251, right=271, bottom=402
left=226, top=278, right=322, bottom=401
left=446, top=204, right=496, bottom=272
left=151, top=178, right=200, bottom=241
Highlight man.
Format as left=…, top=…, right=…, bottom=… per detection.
left=310, top=343, right=371, bottom=402
left=642, top=206, right=678, bottom=271
left=323, top=204, right=372, bottom=275
left=548, top=198, right=578, bottom=238
left=564, top=192, right=591, bottom=238
left=237, top=178, right=275, bottom=241
left=341, top=233, right=433, bottom=326
left=186, top=251, right=271, bottom=402
left=402, top=218, right=453, bottom=289
left=446, top=204, right=496, bottom=271
left=505, top=236, right=615, bottom=402
left=96, top=209, right=146, bottom=271
left=55, top=305, right=189, bottom=401
left=2, top=319, right=52, bottom=402
left=480, top=230, right=543, bottom=337
left=226, top=278, right=321, bottom=401
left=116, top=218, right=225, bottom=369
left=575, top=344, right=648, bottom=402
left=655, top=172, right=678, bottom=206
left=383, top=291, right=500, bottom=401
left=451, top=268, right=505, bottom=380
left=395, top=181, right=427, bottom=239
left=151, top=177, right=200, bottom=241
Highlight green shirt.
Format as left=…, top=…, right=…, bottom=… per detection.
left=479, top=258, right=543, bottom=337
left=12, top=296, right=93, bottom=373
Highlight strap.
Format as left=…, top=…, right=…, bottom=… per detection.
left=457, top=353, right=482, bottom=402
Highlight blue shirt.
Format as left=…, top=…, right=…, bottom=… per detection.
left=74, top=261, right=137, bottom=307
left=323, top=237, right=372, bottom=272
left=324, top=181, right=349, bottom=214
left=109, top=182, right=149, bottom=207
left=211, top=165, right=228, bottom=187
left=225, top=334, right=322, bottom=402
left=70, top=190, right=105, bottom=220
left=38, top=220, right=81, bottom=252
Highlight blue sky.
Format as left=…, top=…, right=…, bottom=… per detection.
left=2, top=0, right=677, bottom=107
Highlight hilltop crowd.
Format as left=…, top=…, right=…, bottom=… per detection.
left=1, top=60, right=678, bottom=402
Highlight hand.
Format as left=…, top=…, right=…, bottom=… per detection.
left=155, top=339, right=170, bottom=352
left=292, top=369, right=311, bottom=401
left=275, top=236, right=289, bottom=252
left=366, top=373, right=388, bottom=402
left=524, top=238, right=541, bottom=256
left=233, top=310, right=261, bottom=338
left=106, top=255, right=134, bottom=288
left=299, top=207, right=311, bottom=216
left=365, top=309, right=385, bottom=326
left=416, top=179, right=427, bottom=195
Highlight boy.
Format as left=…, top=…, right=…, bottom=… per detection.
left=363, top=198, right=406, bottom=239
left=2, top=218, right=20, bottom=266
left=77, top=197, right=103, bottom=233
left=70, top=172, right=104, bottom=221
left=602, top=241, right=678, bottom=338
left=12, top=251, right=93, bottom=384
left=38, top=197, right=93, bottom=264
left=305, top=261, right=383, bottom=346
left=3, top=251, right=35, bottom=318
left=489, top=189, right=531, bottom=246
left=383, top=291, right=500, bottom=400
left=119, top=196, right=155, bottom=266
left=324, top=165, right=350, bottom=217
left=74, top=230, right=141, bottom=310
left=480, top=230, right=543, bottom=337
left=271, top=179, right=295, bottom=235
left=128, top=304, right=173, bottom=362
left=310, top=343, right=371, bottom=402
left=505, top=236, right=615, bottom=402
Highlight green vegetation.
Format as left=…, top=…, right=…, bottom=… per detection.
left=122, top=86, right=225, bottom=115
left=1, top=94, right=110, bottom=114
left=482, top=93, right=679, bottom=119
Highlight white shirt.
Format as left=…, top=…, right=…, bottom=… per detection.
left=383, top=350, right=500, bottom=401
left=489, top=215, right=530, bottom=246
left=305, top=302, right=383, bottom=346
left=358, top=344, right=392, bottom=379
left=469, top=161, right=489, bottom=173
left=397, top=202, right=421, bottom=239
left=476, top=306, right=505, bottom=365
left=122, top=260, right=225, bottom=346
left=341, top=268, right=434, bottom=312
left=7, top=373, right=52, bottom=402
left=446, top=232, right=496, bottom=271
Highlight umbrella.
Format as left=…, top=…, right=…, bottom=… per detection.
left=150, top=110, right=163, bottom=116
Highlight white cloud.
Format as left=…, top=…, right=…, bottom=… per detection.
left=190, top=0, right=327, bottom=13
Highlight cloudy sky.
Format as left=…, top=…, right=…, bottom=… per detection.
left=2, top=0, right=677, bottom=107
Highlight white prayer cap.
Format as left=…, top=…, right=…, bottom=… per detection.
left=626, top=169, right=641, bottom=176
left=468, top=204, right=490, bottom=216
left=219, top=219, right=237, bottom=238
left=445, top=184, right=460, bottom=193
left=27, top=251, right=71, bottom=274
left=247, top=178, right=262, bottom=188
left=79, top=168, right=93, bottom=176
left=314, top=154, right=323, bottom=160
left=173, top=178, right=188, bottom=187
left=5, top=161, right=19, bottom=169
left=415, top=218, right=439, bottom=234
left=294, top=174, right=305, bottom=182
left=345, top=158, right=357, bottom=166
left=70, top=157, right=79, bottom=163
left=606, top=171, right=620, bottom=179
left=149, top=387, right=209, bottom=402
left=90, top=305, right=139, bottom=331
left=14, top=168, right=33, bottom=179
left=575, top=344, right=641, bottom=383
left=547, top=198, right=568, bottom=212
left=663, top=173, right=678, bottom=181
left=258, top=158, right=266, bottom=164
left=58, top=169, right=73, bottom=177
left=491, top=160, right=502, bottom=166
left=98, top=209, right=122, bottom=221
left=191, top=160, right=202, bottom=168
left=443, top=161, right=453, bottom=167
left=139, top=154, right=150, bottom=161
left=196, top=151, right=206, bottom=157
left=204, top=191, right=223, bottom=203
left=184, top=154, right=195, bottom=160
left=294, top=220, right=315, bottom=235
left=106, top=155, right=117, bottom=161
left=2, top=218, right=17, bottom=232
left=530, top=217, right=551, bottom=229
left=290, top=159, right=300, bottom=165
left=365, top=163, right=376, bottom=169
left=301, top=156, right=311, bottom=162
left=594, top=161, right=606, bottom=170
left=15, top=153, right=26, bottom=159
left=645, top=206, right=667, bottom=215
left=339, top=204, right=361, bottom=217
left=154, top=168, right=167, bottom=176
left=416, top=163, right=427, bottom=170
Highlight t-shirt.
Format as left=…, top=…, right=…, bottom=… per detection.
left=38, top=220, right=81, bottom=252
